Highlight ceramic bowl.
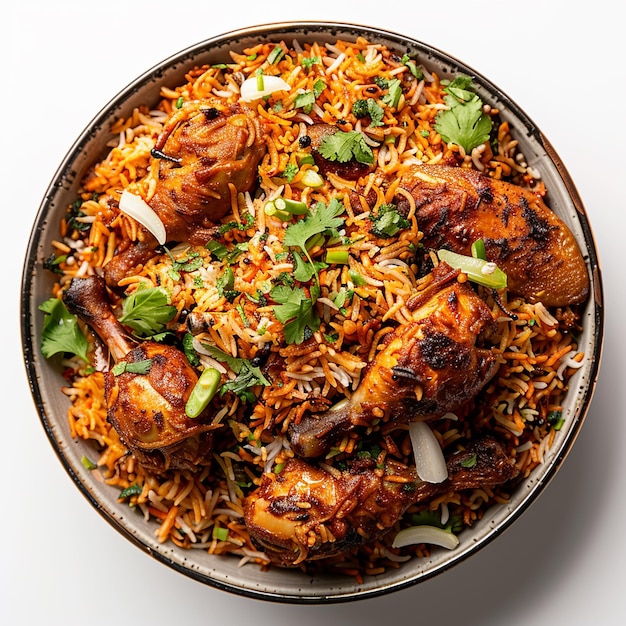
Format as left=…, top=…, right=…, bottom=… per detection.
left=21, top=21, right=603, bottom=603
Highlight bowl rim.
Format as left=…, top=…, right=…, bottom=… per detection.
left=21, top=20, right=605, bottom=603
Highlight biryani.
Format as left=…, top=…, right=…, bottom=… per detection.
left=39, top=36, right=589, bottom=580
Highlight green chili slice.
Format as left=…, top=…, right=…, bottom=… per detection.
left=471, top=238, right=487, bottom=260
left=185, top=367, right=221, bottom=418
left=438, top=248, right=507, bottom=289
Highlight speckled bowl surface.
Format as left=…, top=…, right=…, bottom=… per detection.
left=21, top=21, right=603, bottom=603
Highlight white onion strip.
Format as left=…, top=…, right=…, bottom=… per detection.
left=392, top=525, right=459, bottom=550
left=408, top=420, right=448, bottom=483
left=118, top=190, right=167, bottom=245
left=239, top=75, right=291, bottom=102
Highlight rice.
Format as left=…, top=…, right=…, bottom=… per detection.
left=46, top=35, right=586, bottom=579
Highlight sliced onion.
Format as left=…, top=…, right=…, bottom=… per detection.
left=239, top=75, right=291, bottom=102
left=408, top=420, right=448, bottom=483
left=118, top=190, right=167, bottom=245
left=392, top=525, right=459, bottom=550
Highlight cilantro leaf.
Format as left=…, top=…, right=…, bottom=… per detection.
left=39, top=297, right=89, bottom=362
left=118, top=286, right=177, bottom=337
left=220, top=361, right=270, bottom=403
left=270, top=284, right=321, bottom=345
left=434, top=77, right=493, bottom=153
left=166, top=249, right=203, bottom=281
left=302, top=55, right=321, bottom=70
left=318, top=130, right=374, bottom=164
left=283, top=198, right=345, bottom=280
left=292, top=253, right=327, bottom=283
left=283, top=198, right=345, bottom=250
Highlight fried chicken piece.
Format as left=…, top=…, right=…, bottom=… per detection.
left=63, top=276, right=218, bottom=472
left=149, top=101, right=266, bottom=241
left=104, top=100, right=266, bottom=287
left=243, top=436, right=519, bottom=565
left=395, top=164, right=589, bottom=307
left=289, top=263, right=498, bottom=458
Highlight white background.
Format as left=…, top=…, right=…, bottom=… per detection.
left=2, top=1, right=624, bottom=624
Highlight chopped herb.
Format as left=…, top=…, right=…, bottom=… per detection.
left=43, top=252, right=67, bottom=275
left=226, top=242, right=249, bottom=264
left=547, top=410, right=565, bottom=430
left=282, top=162, right=299, bottom=182
left=370, top=203, right=410, bottom=238
left=294, top=90, right=316, bottom=113
left=333, top=289, right=353, bottom=309
left=66, top=198, right=91, bottom=233
left=401, top=53, right=424, bottom=80
left=112, top=359, right=153, bottom=376
left=302, top=55, right=321, bottom=69
left=374, top=76, right=388, bottom=89
left=318, top=130, right=374, bottom=165
left=313, top=79, right=326, bottom=97
left=218, top=213, right=254, bottom=234
left=381, top=78, right=402, bottom=108
left=182, top=332, right=200, bottom=366
left=165, top=248, right=203, bottom=281
left=175, top=96, right=184, bottom=109
left=119, top=286, right=177, bottom=337
left=351, top=98, right=384, bottom=127
left=460, top=454, right=477, bottom=468
left=201, top=344, right=270, bottom=402
left=39, top=297, right=89, bottom=362
left=118, top=484, right=142, bottom=500
left=216, top=266, right=235, bottom=297
left=410, top=510, right=463, bottom=534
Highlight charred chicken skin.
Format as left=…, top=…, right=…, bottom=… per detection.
left=289, top=263, right=499, bottom=458
left=395, top=164, right=589, bottom=307
left=244, top=436, right=519, bottom=565
left=104, top=100, right=266, bottom=287
left=63, top=276, right=218, bottom=472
